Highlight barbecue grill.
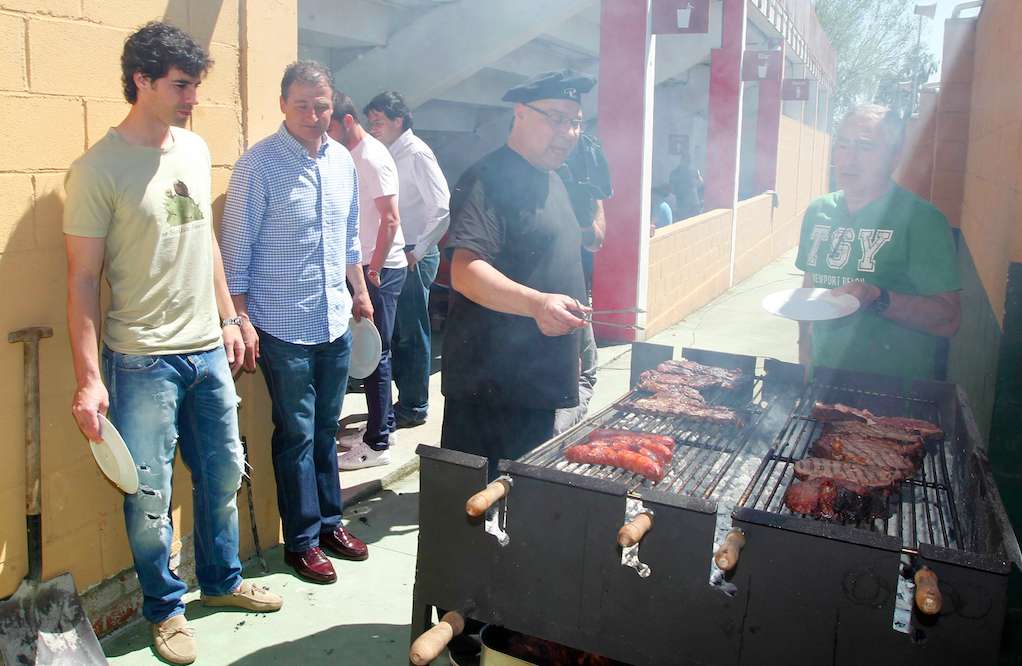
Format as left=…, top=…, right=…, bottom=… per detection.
left=410, top=345, right=1020, bottom=666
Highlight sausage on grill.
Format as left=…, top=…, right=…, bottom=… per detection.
left=564, top=444, right=664, bottom=482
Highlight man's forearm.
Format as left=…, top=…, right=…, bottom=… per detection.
left=370, top=213, right=400, bottom=271
left=347, top=262, right=370, bottom=299
left=211, top=235, right=238, bottom=320
left=451, top=250, right=543, bottom=318
left=67, top=276, right=103, bottom=387
left=884, top=291, right=960, bottom=337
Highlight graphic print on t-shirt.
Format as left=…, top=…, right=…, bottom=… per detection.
left=805, top=224, right=894, bottom=273
left=164, top=179, right=205, bottom=226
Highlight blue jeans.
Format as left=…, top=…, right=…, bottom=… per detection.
left=392, top=246, right=440, bottom=422
left=256, top=328, right=351, bottom=551
left=364, top=266, right=407, bottom=449
left=102, top=345, right=243, bottom=624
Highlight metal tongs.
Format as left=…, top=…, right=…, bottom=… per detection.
left=572, top=300, right=646, bottom=330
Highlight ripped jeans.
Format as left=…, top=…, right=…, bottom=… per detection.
left=102, top=345, right=244, bottom=624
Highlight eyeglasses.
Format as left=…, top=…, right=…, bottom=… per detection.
left=523, top=103, right=584, bottom=133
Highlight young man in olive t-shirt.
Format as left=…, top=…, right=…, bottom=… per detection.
left=64, top=22, right=282, bottom=665
left=795, top=104, right=961, bottom=381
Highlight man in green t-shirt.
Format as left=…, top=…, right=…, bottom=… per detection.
left=794, top=104, right=961, bottom=381
left=63, top=22, right=282, bottom=665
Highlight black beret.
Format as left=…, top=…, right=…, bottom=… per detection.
left=501, top=69, right=596, bottom=105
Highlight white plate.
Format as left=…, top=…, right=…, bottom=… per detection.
left=761, top=287, right=860, bottom=321
left=348, top=317, right=382, bottom=379
left=89, top=414, right=139, bottom=494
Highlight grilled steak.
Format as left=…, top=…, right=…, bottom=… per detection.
left=810, top=402, right=872, bottom=423
left=793, top=457, right=901, bottom=492
left=784, top=478, right=889, bottom=521
left=624, top=394, right=743, bottom=427
left=872, top=416, right=944, bottom=442
left=564, top=444, right=664, bottom=481
left=812, top=402, right=943, bottom=441
left=588, top=429, right=676, bottom=450
left=812, top=434, right=918, bottom=479
left=654, top=359, right=742, bottom=390
left=822, top=420, right=924, bottom=451
left=636, top=372, right=707, bottom=402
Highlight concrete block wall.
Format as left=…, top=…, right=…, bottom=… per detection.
left=0, top=0, right=296, bottom=635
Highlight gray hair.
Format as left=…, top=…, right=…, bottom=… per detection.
left=842, top=104, right=905, bottom=153
left=280, top=60, right=333, bottom=99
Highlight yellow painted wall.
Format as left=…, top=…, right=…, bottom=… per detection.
left=960, top=0, right=1022, bottom=325
left=0, top=0, right=296, bottom=602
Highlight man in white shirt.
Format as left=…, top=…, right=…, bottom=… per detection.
left=328, top=92, right=408, bottom=469
left=364, top=91, right=450, bottom=428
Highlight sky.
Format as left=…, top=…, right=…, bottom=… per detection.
left=921, top=0, right=982, bottom=81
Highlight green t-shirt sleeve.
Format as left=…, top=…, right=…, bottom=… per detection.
left=63, top=160, right=113, bottom=238
left=903, top=205, right=961, bottom=295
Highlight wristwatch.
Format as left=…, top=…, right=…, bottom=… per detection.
left=366, top=267, right=380, bottom=281
left=870, top=287, right=890, bottom=315
left=221, top=316, right=244, bottom=328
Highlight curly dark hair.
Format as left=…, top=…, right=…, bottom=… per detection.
left=363, top=91, right=413, bottom=131
left=280, top=61, right=333, bottom=99
left=121, top=21, right=211, bottom=104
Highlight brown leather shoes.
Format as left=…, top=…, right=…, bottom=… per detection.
left=320, top=526, right=369, bottom=561
left=283, top=546, right=337, bottom=584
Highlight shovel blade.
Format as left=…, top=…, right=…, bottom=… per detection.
left=0, top=573, right=107, bottom=665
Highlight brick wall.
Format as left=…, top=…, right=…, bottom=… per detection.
left=0, top=0, right=296, bottom=632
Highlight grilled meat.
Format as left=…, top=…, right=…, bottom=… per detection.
left=810, top=402, right=872, bottom=423
left=624, top=394, right=743, bottom=427
left=822, top=421, right=925, bottom=454
left=812, top=402, right=943, bottom=441
left=872, top=416, right=944, bottom=442
left=564, top=444, right=664, bottom=481
left=812, top=434, right=918, bottom=479
left=587, top=429, right=676, bottom=450
left=654, top=359, right=743, bottom=390
left=784, top=478, right=889, bottom=521
left=586, top=433, right=674, bottom=466
left=793, top=457, right=901, bottom=492
left=636, top=372, right=708, bottom=402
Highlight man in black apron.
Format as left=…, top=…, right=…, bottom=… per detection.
left=441, top=70, right=595, bottom=478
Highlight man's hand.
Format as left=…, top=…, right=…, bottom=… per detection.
left=239, top=317, right=260, bottom=372
left=404, top=250, right=418, bottom=271
left=352, top=292, right=374, bottom=322
left=223, top=324, right=245, bottom=374
left=72, top=380, right=108, bottom=442
left=830, top=281, right=881, bottom=308
left=531, top=293, right=588, bottom=336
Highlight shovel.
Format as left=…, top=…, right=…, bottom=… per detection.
left=0, top=326, right=106, bottom=665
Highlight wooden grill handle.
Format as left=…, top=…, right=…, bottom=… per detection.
left=714, top=529, right=747, bottom=572
left=409, top=611, right=465, bottom=665
left=465, top=479, right=510, bottom=517
left=914, top=567, right=942, bottom=615
left=618, top=512, right=653, bottom=547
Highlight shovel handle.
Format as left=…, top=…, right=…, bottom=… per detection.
left=618, top=512, right=653, bottom=547
left=915, top=567, right=942, bottom=615
left=409, top=611, right=465, bottom=665
left=9, top=326, right=52, bottom=517
left=714, top=529, right=747, bottom=572
left=466, top=479, right=510, bottom=517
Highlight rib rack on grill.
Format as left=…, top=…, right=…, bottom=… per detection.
left=822, top=421, right=925, bottom=454
left=636, top=371, right=708, bottom=402
left=655, top=358, right=742, bottom=390
left=793, top=457, right=901, bottom=492
left=623, top=393, right=743, bottom=427
left=811, top=434, right=918, bottom=479
left=811, top=401, right=944, bottom=441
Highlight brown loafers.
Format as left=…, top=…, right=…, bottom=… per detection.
left=283, top=546, right=337, bottom=584
left=320, top=526, right=369, bottom=561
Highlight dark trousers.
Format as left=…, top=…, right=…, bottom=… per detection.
left=256, top=328, right=351, bottom=551
left=364, top=265, right=406, bottom=449
left=440, top=398, right=556, bottom=481
left=392, top=246, right=440, bottom=421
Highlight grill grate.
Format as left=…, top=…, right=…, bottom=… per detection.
left=736, top=382, right=963, bottom=552
left=519, top=379, right=767, bottom=501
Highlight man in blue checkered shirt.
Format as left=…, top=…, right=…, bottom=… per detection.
left=220, top=61, right=374, bottom=585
